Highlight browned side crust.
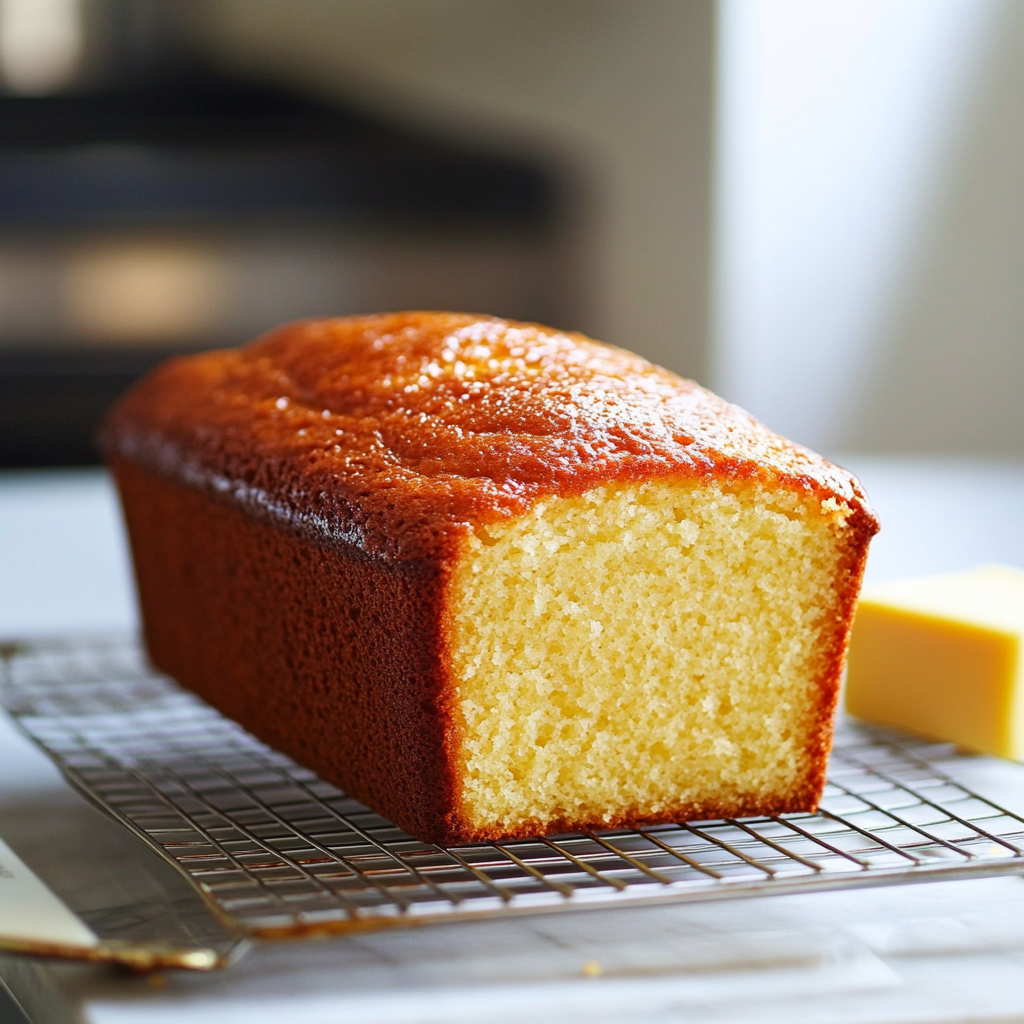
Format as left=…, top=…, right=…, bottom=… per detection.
left=114, top=457, right=462, bottom=843
left=797, top=506, right=876, bottom=820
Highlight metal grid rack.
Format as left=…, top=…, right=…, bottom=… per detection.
left=4, top=635, right=1024, bottom=947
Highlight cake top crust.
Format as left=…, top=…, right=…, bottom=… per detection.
left=102, top=312, right=878, bottom=561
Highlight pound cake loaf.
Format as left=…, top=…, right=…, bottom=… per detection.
left=101, top=312, right=878, bottom=844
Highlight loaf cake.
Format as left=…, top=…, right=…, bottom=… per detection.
left=101, top=312, right=878, bottom=844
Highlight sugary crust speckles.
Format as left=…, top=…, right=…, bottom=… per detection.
left=101, top=312, right=879, bottom=562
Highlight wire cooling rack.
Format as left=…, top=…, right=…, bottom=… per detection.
left=4, top=634, right=1024, bottom=949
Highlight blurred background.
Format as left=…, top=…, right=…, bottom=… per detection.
left=0, top=0, right=1020, bottom=467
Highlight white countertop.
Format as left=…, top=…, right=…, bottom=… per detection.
left=1, top=457, right=1024, bottom=1024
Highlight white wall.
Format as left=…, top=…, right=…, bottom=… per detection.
left=714, top=0, right=1024, bottom=456
left=851, top=0, right=1024, bottom=454
left=713, top=0, right=1004, bottom=453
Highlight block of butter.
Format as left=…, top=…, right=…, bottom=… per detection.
left=846, top=565, right=1024, bottom=758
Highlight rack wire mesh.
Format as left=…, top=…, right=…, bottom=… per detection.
left=4, top=634, right=1024, bottom=948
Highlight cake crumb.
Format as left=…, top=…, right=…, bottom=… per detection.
left=820, top=496, right=852, bottom=525
left=452, top=479, right=848, bottom=832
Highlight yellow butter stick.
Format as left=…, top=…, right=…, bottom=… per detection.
left=846, top=565, right=1024, bottom=758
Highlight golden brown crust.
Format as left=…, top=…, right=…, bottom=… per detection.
left=104, top=312, right=879, bottom=846
left=100, top=312, right=878, bottom=563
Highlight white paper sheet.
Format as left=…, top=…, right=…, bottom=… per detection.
left=0, top=835, right=98, bottom=949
